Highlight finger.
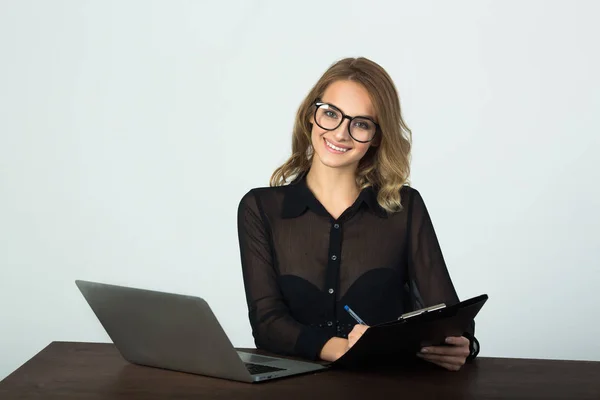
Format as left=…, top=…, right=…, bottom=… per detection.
left=417, top=355, right=462, bottom=371
left=420, top=345, right=470, bottom=357
left=417, top=353, right=465, bottom=366
left=349, top=328, right=367, bottom=339
left=417, top=352, right=464, bottom=365
left=435, top=361, right=461, bottom=371
left=348, top=331, right=363, bottom=339
left=351, top=324, right=369, bottom=334
left=347, top=333, right=362, bottom=347
left=445, top=336, right=470, bottom=346
left=348, top=336, right=361, bottom=347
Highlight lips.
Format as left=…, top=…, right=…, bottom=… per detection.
left=324, top=138, right=351, bottom=153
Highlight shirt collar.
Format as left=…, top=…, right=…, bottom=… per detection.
left=361, top=185, right=388, bottom=218
left=281, top=173, right=388, bottom=219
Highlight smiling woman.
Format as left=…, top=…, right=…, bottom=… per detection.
left=237, top=57, right=479, bottom=371
left=270, top=57, right=412, bottom=214
left=309, top=81, right=378, bottom=172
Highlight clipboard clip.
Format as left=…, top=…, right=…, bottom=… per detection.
left=398, top=303, right=446, bottom=320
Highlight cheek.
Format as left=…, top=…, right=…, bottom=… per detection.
left=311, top=125, right=326, bottom=144
left=354, top=143, right=371, bottom=157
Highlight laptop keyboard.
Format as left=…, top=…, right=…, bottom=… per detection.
left=245, top=362, right=286, bottom=375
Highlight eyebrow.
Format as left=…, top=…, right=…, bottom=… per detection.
left=320, top=100, right=376, bottom=120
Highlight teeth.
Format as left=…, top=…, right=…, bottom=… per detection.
left=326, top=139, right=349, bottom=152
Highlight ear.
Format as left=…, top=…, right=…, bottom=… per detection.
left=309, top=103, right=318, bottom=125
left=308, top=111, right=316, bottom=130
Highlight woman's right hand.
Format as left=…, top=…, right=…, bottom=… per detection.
left=320, top=324, right=370, bottom=361
left=347, top=324, right=369, bottom=349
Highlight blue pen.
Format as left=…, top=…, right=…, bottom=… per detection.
left=344, top=305, right=367, bottom=325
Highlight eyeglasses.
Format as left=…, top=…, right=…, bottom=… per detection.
left=313, top=101, right=379, bottom=143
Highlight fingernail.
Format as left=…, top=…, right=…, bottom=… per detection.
left=421, top=348, right=428, bottom=353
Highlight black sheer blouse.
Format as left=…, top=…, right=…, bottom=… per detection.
left=237, top=174, right=479, bottom=361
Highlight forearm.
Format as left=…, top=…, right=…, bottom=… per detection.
left=250, top=309, right=335, bottom=360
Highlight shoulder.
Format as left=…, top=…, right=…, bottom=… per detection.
left=240, top=185, right=288, bottom=202
left=238, top=184, right=290, bottom=213
left=396, top=185, right=435, bottom=223
left=398, top=184, right=422, bottom=206
left=399, top=184, right=419, bottom=196
left=389, top=184, right=431, bottom=217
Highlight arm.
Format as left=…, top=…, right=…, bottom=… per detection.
left=237, top=191, right=340, bottom=360
left=406, top=189, right=479, bottom=360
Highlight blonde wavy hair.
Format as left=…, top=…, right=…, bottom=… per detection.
left=270, top=57, right=412, bottom=213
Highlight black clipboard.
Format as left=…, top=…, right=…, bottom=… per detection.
left=331, top=294, right=488, bottom=368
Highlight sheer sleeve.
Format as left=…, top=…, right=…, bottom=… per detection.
left=237, top=191, right=334, bottom=360
left=406, top=189, right=480, bottom=359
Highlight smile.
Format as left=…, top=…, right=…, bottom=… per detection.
left=324, top=138, right=350, bottom=153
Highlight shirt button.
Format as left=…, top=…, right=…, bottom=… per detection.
left=333, top=223, right=340, bottom=229
left=327, top=321, right=333, bottom=327
left=331, top=255, right=337, bottom=261
left=328, top=288, right=334, bottom=294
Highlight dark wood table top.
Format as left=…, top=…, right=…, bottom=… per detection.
left=1, top=342, right=599, bottom=399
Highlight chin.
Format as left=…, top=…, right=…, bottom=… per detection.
left=314, top=150, right=358, bottom=170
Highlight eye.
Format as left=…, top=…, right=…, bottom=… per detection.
left=353, top=120, right=372, bottom=130
left=324, top=110, right=338, bottom=119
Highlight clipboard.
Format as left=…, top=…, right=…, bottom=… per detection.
left=331, top=294, right=488, bottom=368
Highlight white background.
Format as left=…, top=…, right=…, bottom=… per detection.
left=1, top=0, right=599, bottom=380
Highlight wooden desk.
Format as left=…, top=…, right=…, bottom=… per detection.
left=1, top=342, right=599, bottom=399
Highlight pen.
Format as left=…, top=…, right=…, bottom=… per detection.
left=344, top=305, right=367, bottom=325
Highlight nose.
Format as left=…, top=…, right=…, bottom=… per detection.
left=332, top=117, right=352, bottom=142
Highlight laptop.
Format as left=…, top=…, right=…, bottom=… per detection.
left=75, top=280, right=328, bottom=383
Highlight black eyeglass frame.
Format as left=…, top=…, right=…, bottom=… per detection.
left=313, top=101, right=380, bottom=143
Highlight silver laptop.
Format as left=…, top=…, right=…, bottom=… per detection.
left=75, top=280, right=328, bottom=383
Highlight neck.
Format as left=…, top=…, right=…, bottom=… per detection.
left=305, top=161, right=360, bottom=204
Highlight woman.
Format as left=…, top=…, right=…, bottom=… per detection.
left=237, top=57, right=478, bottom=371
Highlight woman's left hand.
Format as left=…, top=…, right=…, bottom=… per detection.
left=416, top=336, right=471, bottom=371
